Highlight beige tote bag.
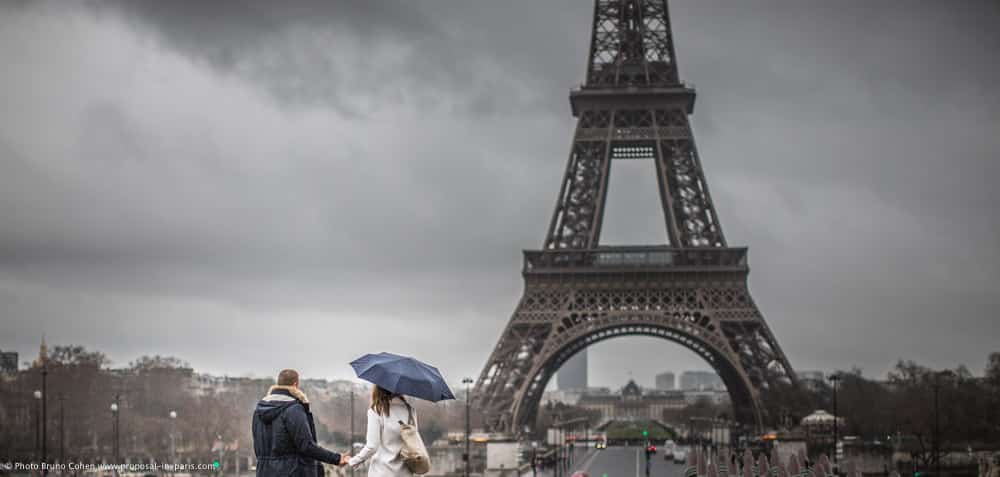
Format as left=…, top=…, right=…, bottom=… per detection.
left=398, top=403, right=431, bottom=474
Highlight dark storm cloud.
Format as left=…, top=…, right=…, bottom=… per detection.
left=0, top=0, right=998, bottom=386
left=90, top=0, right=584, bottom=116
left=94, top=0, right=446, bottom=114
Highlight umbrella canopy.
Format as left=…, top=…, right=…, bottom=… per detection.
left=350, top=352, right=456, bottom=402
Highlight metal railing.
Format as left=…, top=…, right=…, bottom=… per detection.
left=523, top=246, right=748, bottom=274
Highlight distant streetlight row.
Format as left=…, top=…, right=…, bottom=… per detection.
left=35, top=386, right=177, bottom=465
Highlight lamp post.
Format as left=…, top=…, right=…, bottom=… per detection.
left=713, top=417, right=719, bottom=450
left=169, top=411, right=178, bottom=470
left=688, top=417, right=694, bottom=447
left=34, top=390, right=42, bottom=464
left=217, top=434, right=224, bottom=475
left=932, top=372, right=949, bottom=477
left=111, top=395, right=120, bottom=464
left=350, top=387, right=356, bottom=477
left=829, top=373, right=842, bottom=475
left=59, top=393, right=65, bottom=466
left=41, top=363, right=48, bottom=474
left=462, top=377, right=474, bottom=477
left=717, top=418, right=722, bottom=450
left=531, top=441, right=539, bottom=477
left=569, top=437, right=575, bottom=467
left=555, top=415, right=561, bottom=477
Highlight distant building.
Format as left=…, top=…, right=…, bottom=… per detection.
left=0, top=350, right=17, bottom=374
left=681, top=390, right=730, bottom=405
left=186, top=373, right=363, bottom=399
left=33, top=336, right=49, bottom=368
left=577, top=380, right=686, bottom=422
left=558, top=350, right=587, bottom=390
left=798, top=370, right=824, bottom=381
left=679, top=370, right=723, bottom=391
left=187, top=373, right=271, bottom=396
left=541, top=389, right=584, bottom=406
left=797, top=370, right=826, bottom=392
left=541, top=386, right=612, bottom=406
left=655, top=372, right=675, bottom=391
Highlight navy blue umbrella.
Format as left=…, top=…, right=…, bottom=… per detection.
left=350, top=352, right=456, bottom=402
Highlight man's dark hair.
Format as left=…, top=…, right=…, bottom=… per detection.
left=277, top=369, right=299, bottom=386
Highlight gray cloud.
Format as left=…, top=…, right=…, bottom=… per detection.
left=1, top=0, right=998, bottom=388
left=88, top=0, right=578, bottom=117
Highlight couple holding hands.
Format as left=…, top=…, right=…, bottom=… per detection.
left=252, top=354, right=455, bottom=477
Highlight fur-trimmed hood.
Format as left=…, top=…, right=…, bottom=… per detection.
left=265, top=385, right=309, bottom=403
left=254, top=385, right=310, bottom=424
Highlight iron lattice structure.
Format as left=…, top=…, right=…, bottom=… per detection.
left=473, top=0, right=798, bottom=434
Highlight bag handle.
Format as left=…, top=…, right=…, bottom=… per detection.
left=398, top=397, right=414, bottom=426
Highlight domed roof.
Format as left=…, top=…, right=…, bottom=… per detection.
left=622, top=379, right=642, bottom=397
left=801, top=409, right=845, bottom=426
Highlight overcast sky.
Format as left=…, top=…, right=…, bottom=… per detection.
left=1, top=0, right=998, bottom=390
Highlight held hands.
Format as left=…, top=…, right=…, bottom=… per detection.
left=338, top=453, right=351, bottom=466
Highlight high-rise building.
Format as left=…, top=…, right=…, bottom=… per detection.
left=655, top=371, right=675, bottom=391
left=557, top=349, right=587, bottom=390
left=0, top=350, right=18, bottom=374
left=679, top=370, right=724, bottom=391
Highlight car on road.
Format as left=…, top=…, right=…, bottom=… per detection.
left=671, top=446, right=688, bottom=463
left=661, top=440, right=676, bottom=457
left=595, top=439, right=607, bottom=449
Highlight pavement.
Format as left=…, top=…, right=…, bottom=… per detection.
left=522, top=446, right=685, bottom=477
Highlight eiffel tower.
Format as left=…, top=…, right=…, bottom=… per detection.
left=473, top=0, right=798, bottom=434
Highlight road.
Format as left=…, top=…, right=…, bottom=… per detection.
left=525, top=446, right=685, bottom=477
left=580, top=445, right=683, bottom=477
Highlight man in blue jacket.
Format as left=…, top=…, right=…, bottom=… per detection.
left=252, top=369, right=349, bottom=477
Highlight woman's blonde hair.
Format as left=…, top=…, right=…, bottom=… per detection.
left=370, top=385, right=399, bottom=416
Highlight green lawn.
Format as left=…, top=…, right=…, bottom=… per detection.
left=603, top=420, right=677, bottom=440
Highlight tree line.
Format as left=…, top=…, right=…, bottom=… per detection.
left=0, top=346, right=468, bottom=463
left=762, top=353, right=1000, bottom=468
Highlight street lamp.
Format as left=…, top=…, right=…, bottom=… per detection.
left=59, top=394, right=66, bottom=465
left=34, top=390, right=42, bottom=464
left=216, top=434, right=224, bottom=474
left=932, top=371, right=951, bottom=477
left=531, top=441, right=539, bottom=477
left=555, top=412, right=562, bottom=477
left=349, top=388, right=355, bottom=477
left=39, top=362, right=48, bottom=475
left=462, top=377, right=474, bottom=477
left=111, top=396, right=120, bottom=464
left=711, top=417, right=717, bottom=450
left=829, top=373, right=842, bottom=475
left=688, top=417, right=694, bottom=446
left=169, top=411, right=178, bottom=469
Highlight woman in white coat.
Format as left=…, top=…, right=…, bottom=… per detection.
left=348, top=385, right=418, bottom=477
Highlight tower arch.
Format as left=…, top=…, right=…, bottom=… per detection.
left=510, top=319, right=760, bottom=432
